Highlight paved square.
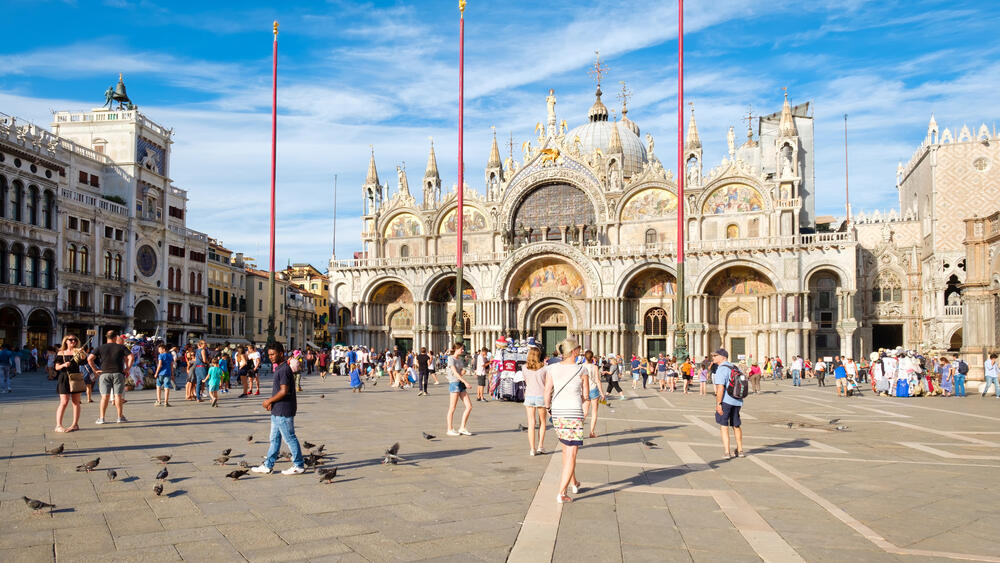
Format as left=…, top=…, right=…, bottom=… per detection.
left=3, top=371, right=1000, bottom=562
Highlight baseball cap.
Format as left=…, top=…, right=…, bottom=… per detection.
left=713, top=348, right=729, bottom=359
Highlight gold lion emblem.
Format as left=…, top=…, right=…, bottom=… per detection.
left=539, top=147, right=560, bottom=164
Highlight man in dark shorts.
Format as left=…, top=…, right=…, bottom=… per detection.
left=416, top=347, right=431, bottom=396
left=86, top=330, right=132, bottom=424
left=711, top=348, right=744, bottom=459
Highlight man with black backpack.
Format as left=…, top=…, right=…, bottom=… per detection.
left=952, top=353, right=968, bottom=397
left=712, top=348, right=746, bottom=459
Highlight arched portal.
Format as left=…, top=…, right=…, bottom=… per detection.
left=134, top=300, right=158, bottom=336
left=948, top=327, right=963, bottom=352
left=26, top=309, right=53, bottom=349
left=367, top=280, right=413, bottom=352
left=427, top=276, right=477, bottom=352
left=526, top=302, right=573, bottom=357
left=808, top=269, right=844, bottom=358
left=622, top=268, right=677, bottom=358
left=0, top=307, right=23, bottom=347
left=703, top=266, right=776, bottom=362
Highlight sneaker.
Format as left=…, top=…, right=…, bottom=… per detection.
left=116, top=417, right=128, bottom=423
left=536, top=447, right=544, bottom=455
left=458, top=428, right=473, bottom=436
left=251, top=464, right=272, bottom=474
left=154, top=401, right=161, bottom=406
left=447, top=429, right=460, bottom=436
left=281, top=465, right=305, bottom=475
left=529, top=450, right=536, bottom=456
left=571, top=482, right=580, bottom=494
left=254, top=391, right=260, bottom=395
left=95, top=418, right=106, bottom=425
left=737, top=450, right=746, bottom=458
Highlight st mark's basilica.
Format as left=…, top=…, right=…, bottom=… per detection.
left=328, top=68, right=1000, bottom=376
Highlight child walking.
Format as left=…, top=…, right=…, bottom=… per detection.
left=203, top=359, right=224, bottom=407
left=349, top=363, right=364, bottom=392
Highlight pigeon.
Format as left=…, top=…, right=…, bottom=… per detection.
left=517, top=424, right=528, bottom=432
left=226, top=469, right=249, bottom=480
left=834, top=425, right=850, bottom=432
left=382, top=442, right=402, bottom=465
left=151, top=455, right=171, bottom=464
left=828, top=418, right=841, bottom=425
left=642, top=439, right=658, bottom=448
left=214, top=456, right=230, bottom=465
left=76, top=457, right=101, bottom=472
left=320, top=394, right=326, bottom=399
left=153, top=483, right=163, bottom=496
left=45, top=443, right=65, bottom=456
left=246, top=435, right=253, bottom=443
left=303, top=441, right=316, bottom=450
left=107, top=470, right=117, bottom=481
left=221, top=448, right=232, bottom=456
left=314, top=444, right=325, bottom=454
left=238, top=461, right=250, bottom=469
left=23, top=496, right=55, bottom=513
left=318, top=467, right=338, bottom=483
left=155, top=467, right=168, bottom=481
left=422, top=432, right=436, bottom=440
left=786, top=422, right=794, bottom=429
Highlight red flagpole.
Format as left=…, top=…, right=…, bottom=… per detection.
left=674, top=0, right=688, bottom=360
left=453, top=1, right=466, bottom=347
left=266, top=21, right=279, bottom=346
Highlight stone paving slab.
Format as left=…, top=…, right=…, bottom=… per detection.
left=5, top=369, right=1000, bottom=561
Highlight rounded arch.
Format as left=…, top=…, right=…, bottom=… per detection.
left=505, top=256, right=589, bottom=301
left=616, top=262, right=678, bottom=297
left=26, top=308, right=53, bottom=330
left=508, top=182, right=597, bottom=238
left=422, top=270, right=483, bottom=303
left=520, top=295, right=581, bottom=333
left=804, top=263, right=853, bottom=291
left=696, top=179, right=771, bottom=215
left=0, top=306, right=23, bottom=346
left=380, top=210, right=426, bottom=239
left=617, top=185, right=678, bottom=222
left=499, top=161, right=609, bottom=230
left=133, top=299, right=158, bottom=336
left=496, top=243, right=602, bottom=301
left=696, top=259, right=782, bottom=294
left=361, top=276, right=415, bottom=304
left=433, top=203, right=490, bottom=234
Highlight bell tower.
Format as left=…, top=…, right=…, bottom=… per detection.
left=485, top=128, right=504, bottom=201
left=684, top=103, right=702, bottom=189
left=423, top=138, right=441, bottom=208
left=775, top=88, right=801, bottom=202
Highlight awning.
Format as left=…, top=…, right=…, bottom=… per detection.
left=305, top=341, right=322, bottom=349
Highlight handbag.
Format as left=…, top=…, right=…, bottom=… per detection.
left=68, top=372, right=86, bottom=393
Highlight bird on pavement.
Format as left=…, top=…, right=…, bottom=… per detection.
left=153, top=483, right=163, bottom=496
left=246, top=435, right=253, bottom=443
left=214, top=456, right=230, bottom=465
left=151, top=455, right=171, bottom=464
left=828, top=418, right=841, bottom=425
left=45, top=443, right=64, bottom=456
left=23, top=496, right=55, bottom=513
left=238, top=461, right=250, bottom=469
left=642, top=439, right=658, bottom=448
left=318, top=467, right=338, bottom=483
left=221, top=448, right=232, bottom=456
left=422, top=432, right=436, bottom=440
left=517, top=424, right=528, bottom=432
left=107, top=470, right=117, bottom=481
left=834, top=425, right=850, bottom=432
left=226, top=469, right=249, bottom=480
left=76, top=457, right=101, bottom=472
left=155, top=467, right=168, bottom=481
left=320, top=394, right=326, bottom=399
left=382, top=442, right=402, bottom=465
left=786, top=422, right=794, bottom=429
left=314, top=444, right=325, bottom=454
left=303, top=441, right=316, bottom=450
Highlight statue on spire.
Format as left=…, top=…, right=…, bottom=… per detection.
left=546, top=89, right=557, bottom=136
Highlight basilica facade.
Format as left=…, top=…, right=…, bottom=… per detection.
left=328, top=81, right=863, bottom=362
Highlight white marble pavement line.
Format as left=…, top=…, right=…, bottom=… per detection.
left=898, top=442, right=1000, bottom=460
left=748, top=454, right=1000, bottom=563
left=508, top=453, right=563, bottom=563
left=884, top=420, right=1000, bottom=446
left=791, top=383, right=1000, bottom=422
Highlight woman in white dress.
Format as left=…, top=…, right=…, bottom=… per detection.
left=545, top=337, right=590, bottom=503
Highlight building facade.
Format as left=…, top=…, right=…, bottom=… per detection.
left=245, top=269, right=288, bottom=346
left=206, top=240, right=247, bottom=343
left=285, top=284, right=316, bottom=350
left=329, top=76, right=998, bottom=368
left=286, top=263, right=331, bottom=345
left=962, top=211, right=1000, bottom=378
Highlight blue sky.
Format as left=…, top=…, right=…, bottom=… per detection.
left=2, top=0, right=999, bottom=269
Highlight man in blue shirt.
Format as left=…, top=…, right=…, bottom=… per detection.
left=252, top=342, right=305, bottom=475
left=712, top=348, right=744, bottom=459
left=0, top=344, right=12, bottom=392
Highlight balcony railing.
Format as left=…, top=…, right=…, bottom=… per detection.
left=944, top=304, right=963, bottom=316
left=65, top=305, right=92, bottom=312
left=103, top=308, right=124, bottom=316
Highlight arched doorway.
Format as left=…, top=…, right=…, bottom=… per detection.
left=508, top=257, right=588, bottom=350
left=369, top=281, right=413, bottom=352
left=808, top=269, right=843, bottom=358
left=948, top=327, right=962, bottom=352
left=134, top=300, right=158, bottom=336
left=530, top=305, right=571, bottom=357
left=622, top=268, right=677, bottom=357
left=704, top=266, right=776, bottom=362
left=427, top=276, right=477, bottom=352
left=0, top=307, right=22, bottom=347
left=26, top=309, right=53, bottom=350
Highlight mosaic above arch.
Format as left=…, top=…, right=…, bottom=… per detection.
left=625, top=270, right=677, bottom=299
left=514, top=260, right=586, bottom=300
left=439, top=207, right=487, bottom=234
left=706, top=267, right=773, bottom=296
left=384, top=213, right=423, bottom=238
left=621, top=188, right=678, bottom=222
left=371, top=282, right=413, bottom=304
left=702, top=184, right=765, bottom=214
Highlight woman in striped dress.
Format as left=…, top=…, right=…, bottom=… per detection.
left=544, top=337, right=590, bottom=503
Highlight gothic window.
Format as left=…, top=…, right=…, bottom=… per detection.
left=41, top=250, right=53, bottom=289
left=26, top=186, right=38, bottom=225
left=114, top=254, right=122, bottom=280
left=726, top=224, right=739, bottom=239
left=513, top=183, right=595, bottom=237
left=872, top=271, right=902, bottom=303
left=104, top=252, right=113, bottom=279
left=399, top=244, right=410, bottom=258
left=645, top=228, right=657, bottom=245
left=451, top=311, right=472, bottom=335
left=8, top=243, right=22, bottom=284
left=10, top=180, right=23, bottom=221
left=190, top=271, right=195, bottom=293
left=79, top=246, right=90, bottom=275
left=644, top=307, right=669, bottom=336
left=25, top=247, right=38, bottom=287
left=67, top=244, right=78, bottom=273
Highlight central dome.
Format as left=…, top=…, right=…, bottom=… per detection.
left=567, top=120, right=648, bottom=177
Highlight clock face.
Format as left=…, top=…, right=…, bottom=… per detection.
left=137, top=245, right=157, bottom=278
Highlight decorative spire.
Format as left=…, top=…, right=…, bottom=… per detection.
left=608, top=114, right=623, bottom=155
left=365, top=145, right=379, bottom=185
left=685, top=103, right=701, bottom=150
left=587, top=50, right=609, bottom=122
left=424, top=138, right=439, bottom=179
left=779, top=88, right=797, bottom=137
left=927, top=113, right=939, bottom=144
left=487, top=127, right=502, bottom=168
left=618, top=81, right=639, bottom=136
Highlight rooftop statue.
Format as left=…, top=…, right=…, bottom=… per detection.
left=104, top=73, right=136, bottom=110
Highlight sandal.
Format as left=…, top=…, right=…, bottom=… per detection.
left=67, top=425, right=79, bottom=432
left=54, top=426, right=66, bottom=433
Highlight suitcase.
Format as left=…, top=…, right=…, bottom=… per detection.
left=499, top=377, right=515, bottom=400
